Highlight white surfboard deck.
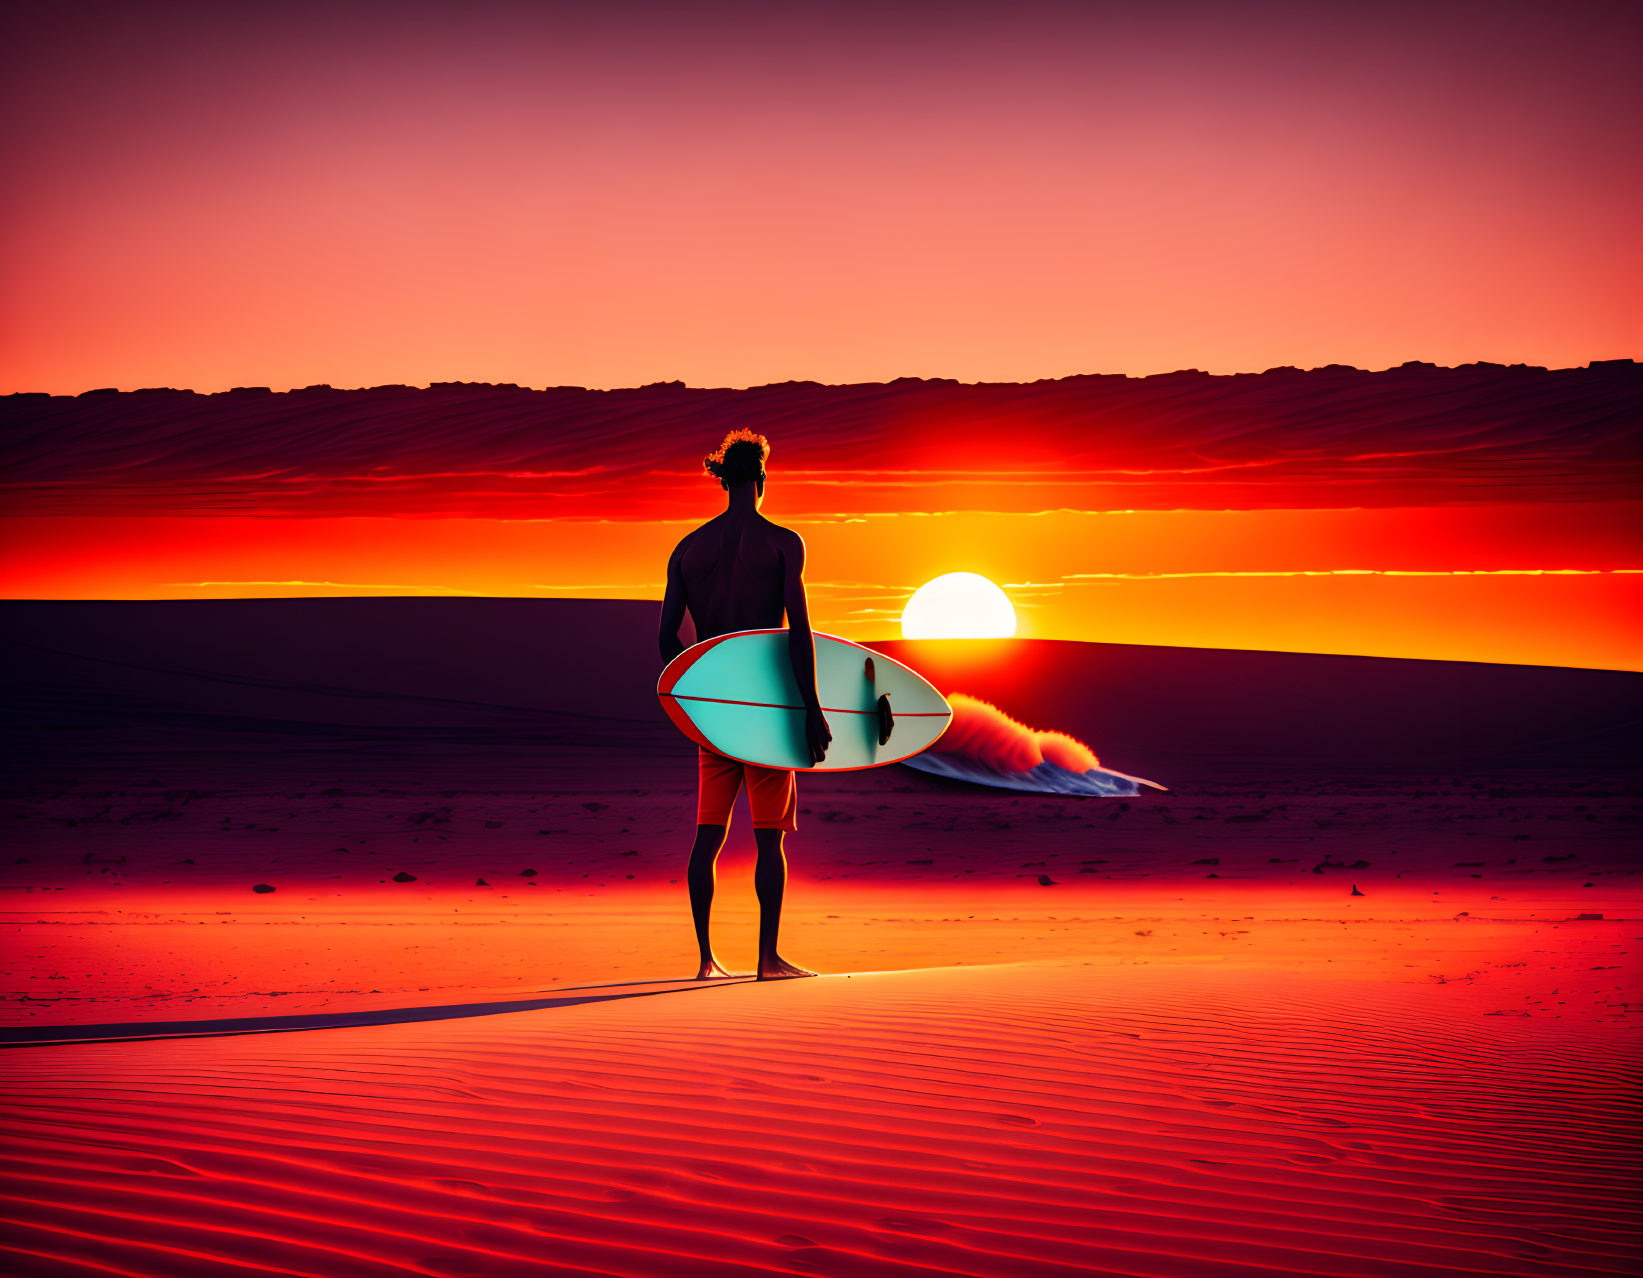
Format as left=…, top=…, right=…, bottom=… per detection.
left=658, top=629, right=952, bottom=771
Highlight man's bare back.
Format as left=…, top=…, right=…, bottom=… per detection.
left=669, top=510, right=793, bottom=642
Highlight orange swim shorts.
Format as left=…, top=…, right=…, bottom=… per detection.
left=696, top=747, right=798, bottom=831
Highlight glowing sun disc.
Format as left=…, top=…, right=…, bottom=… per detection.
left=901, top=572, right=1018, bottom=639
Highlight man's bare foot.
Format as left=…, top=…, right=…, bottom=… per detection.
left=694, top=958, right=741, bottom=980
left=757, top=955, right=818, bottom=981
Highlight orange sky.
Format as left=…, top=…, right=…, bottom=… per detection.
left=2, top=2, right=1639, bottom=394
left=5, top=504, right=1639, bottom=670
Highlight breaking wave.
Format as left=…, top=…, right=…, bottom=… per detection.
left=904, top=693, right=1164, bottom=796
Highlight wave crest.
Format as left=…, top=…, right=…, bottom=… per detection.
left=906, top=693, right=1161, bottom=796
left=936, top=694, right=1100, bottom=772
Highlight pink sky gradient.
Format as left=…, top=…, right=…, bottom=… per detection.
left=2, top=1, right=1638, bottom=394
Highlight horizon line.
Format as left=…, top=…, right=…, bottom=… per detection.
left=6, top=357, right=1638, bottom=401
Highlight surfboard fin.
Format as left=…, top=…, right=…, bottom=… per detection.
left=876, top=693, right=894, bottom=745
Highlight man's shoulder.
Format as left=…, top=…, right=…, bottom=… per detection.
left=671, top=519, right=717, bottom=554
left=760, top=517, right=804, bottom=549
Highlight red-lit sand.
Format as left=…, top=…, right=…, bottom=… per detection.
left=5, top=760, right=1638, bottom=1276
left=5, top=962, right=1638, bottom=1277
left=2, top=600, right=1639, bottom=1274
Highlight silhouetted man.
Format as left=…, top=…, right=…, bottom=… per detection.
left=659, top=429, right=830, bottom=981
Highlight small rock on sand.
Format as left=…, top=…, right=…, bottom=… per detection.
left=252, top=883, right=275, bottom=894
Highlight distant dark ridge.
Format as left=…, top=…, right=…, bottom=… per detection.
left=3, top=362, right=1638, bottom=516
left=8, top=357, right=1636, bottom=398
left=3, top=598, right=1637, bottom=778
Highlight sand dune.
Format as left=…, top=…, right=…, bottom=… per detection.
left=878, top=637, right=1643, bottom=781
left=3, top=963, right=1637, bottom=1277
left=8, top=598, right=1637, bottom=784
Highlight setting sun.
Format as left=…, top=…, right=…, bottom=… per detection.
left=901, top=572, right=1018, bottom=639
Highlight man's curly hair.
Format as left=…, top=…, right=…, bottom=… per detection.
left=703, top=429, right=770, bottom=490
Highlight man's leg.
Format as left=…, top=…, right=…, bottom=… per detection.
left=691, top=747, right=745, bottom=980
left=752, top=820, right=816, bottom=981
left=748, top=764, right=814, bottom=979
left=688, top=823, right=732, bottom=979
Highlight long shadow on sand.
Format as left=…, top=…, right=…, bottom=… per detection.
left=0, top=977, right=751, bottom=1049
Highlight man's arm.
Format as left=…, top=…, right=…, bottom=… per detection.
left=781, top=531, right=831, bottom=765
left=658, top=540, right=689, bottom=664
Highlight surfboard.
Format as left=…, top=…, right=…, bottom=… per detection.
left=658, top=629, right=952, bottom=771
